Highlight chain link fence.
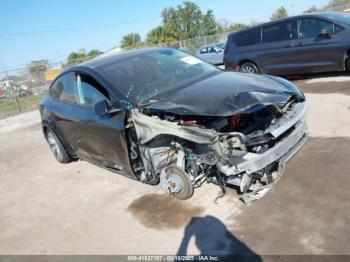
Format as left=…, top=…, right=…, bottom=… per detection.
left=1, top=4, right=350, bottom=119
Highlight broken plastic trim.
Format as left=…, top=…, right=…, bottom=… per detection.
left=241, top=127, right=309, bottom=203
left=219, top=119, right=308, bottom=176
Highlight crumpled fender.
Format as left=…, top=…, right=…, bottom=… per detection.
left=131, top=109, right=217, bottom=145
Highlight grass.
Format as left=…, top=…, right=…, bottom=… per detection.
left=0, top=93, right=45, bottom=120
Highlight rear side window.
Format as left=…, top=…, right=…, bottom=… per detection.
left=233, top=29, right=258, bottom=47
left=262, top=21, right=294, bottom=43
left=334, top=24, right=344, bottom=33
left=50, top=73, right=75, bottom=103
left=297, top=18, right=333, bottom=38
left=200, top=48, right=208, bottom=54
left=216, top=43, right=226, bottom=49
left=208, top=46, right=217, bottom=53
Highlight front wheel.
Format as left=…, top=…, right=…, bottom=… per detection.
left=240, top=62, right=259, bottom=74
left=45, top=129, right=72, bottom=163
left=160, top=165, right=193, bottom=200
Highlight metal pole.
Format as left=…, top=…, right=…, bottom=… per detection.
left=1, top=59, right=21, bottom=112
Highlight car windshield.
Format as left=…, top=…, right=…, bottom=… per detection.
left=216, top=43, right=226, bottom=49
left=323, top=12, right=350, bottom=25
left=98, top=49, right=220, bottom=106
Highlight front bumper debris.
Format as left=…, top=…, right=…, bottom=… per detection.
left=219, top=115, right=308, bottom=202
left=241, top=125, right=308, bottom=202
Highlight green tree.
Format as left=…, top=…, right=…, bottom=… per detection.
left=67, top=49, right=101, bottom=65
left=270, top=6, right=288, bottom=21
left=304, top=5, right=318, bottom=13
left=146, top=25, right=178, bottom=45
left=120, top=33, right=141, bottom=49
left=87, top=49, right=102, bottom=57
left=226, top=23, right=248, bottom=32
left=160, top=1, right=220, bottom=41
left=201, top=9, right=219, bottom=35
left=328, top=0, right=350, bottom=7
left=27, top=60, right=48, bottom=82
left=67, top=51, right=85, bottom=65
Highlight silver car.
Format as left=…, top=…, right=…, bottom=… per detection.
left=196, top=42, right=226, bottom=65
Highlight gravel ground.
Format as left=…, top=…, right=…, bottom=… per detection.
left=0, top=75, right=350, bottom=255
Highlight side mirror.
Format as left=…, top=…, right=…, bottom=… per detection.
left=93, top=99, right=123, bottom=116
left=320, top=29, right=332, bottom=38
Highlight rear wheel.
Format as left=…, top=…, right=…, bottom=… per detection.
left=45, top=129, right=72, bottom=163
left=240, top=62, right=259, bottom=74
left=346, top=57, right=350, bottom=72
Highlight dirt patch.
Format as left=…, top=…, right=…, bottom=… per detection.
left=20, top=123, right=41, bottom=133
left=127, top=193, right=204, bottom=230
left=295, top=81, right=350, bottom=96
left=229, top=137, right=350, bottom=254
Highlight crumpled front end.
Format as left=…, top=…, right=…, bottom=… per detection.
left=127, top=100, right=308, bottom=202
left=218, top=103, right=308, bottom=202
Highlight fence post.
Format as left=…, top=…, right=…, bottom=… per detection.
left=9, top=82, right=21, bottom=113
left=1, top=60, right=21, bottom=113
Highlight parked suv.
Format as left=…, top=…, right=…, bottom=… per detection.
left=224, top=12, right=350, bottom=75
left=39, top=47, right=308, bottom=202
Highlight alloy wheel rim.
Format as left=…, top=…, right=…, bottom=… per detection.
left=242, top=65, right=256, bottom=73
left=47, top=132, right=63, bottom=161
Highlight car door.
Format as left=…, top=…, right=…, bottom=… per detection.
left=71, top=72, right=132, bottom=174
left=206, top=46, right=221, bottom=64
left=214, top=43, right=225, bottom=65
left=49, top=73, right=80, bottom=153
left=198, top=47, right=212, bottom=63
left=290, top=17, right=344, bottom=73
left=255, top=19, right=297, bottom=75
left=211, top=46, right=224, bottom=65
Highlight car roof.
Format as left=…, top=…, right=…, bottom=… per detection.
left=77, top=46, right=168, bottom=69
left=228, top=12, right=348, bottom=37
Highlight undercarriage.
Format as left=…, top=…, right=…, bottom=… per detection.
left=126, top=101, right=308, bottom=202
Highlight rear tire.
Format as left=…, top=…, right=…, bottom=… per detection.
left=240, top=62, right=259, bottom=74
left=45, top=129, right=72, bottom=163
left=346, top=57, right=350, bottom=72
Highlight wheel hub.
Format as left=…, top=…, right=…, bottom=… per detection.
left=162, top=173, right=184, bottom=194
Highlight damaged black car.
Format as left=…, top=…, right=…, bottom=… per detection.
left=40, top=47, right=308, bottom=202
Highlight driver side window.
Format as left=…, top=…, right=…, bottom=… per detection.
left=72, top=73, right=110, bottom=108
left=297, top=18, right=333, bottom=38
left=208, top=46, right=217, bottom=53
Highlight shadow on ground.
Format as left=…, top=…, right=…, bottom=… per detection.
left=177, top=215, right=261, bottom=259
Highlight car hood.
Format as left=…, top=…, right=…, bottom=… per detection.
left=146, top=72, right=305, bottom=116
